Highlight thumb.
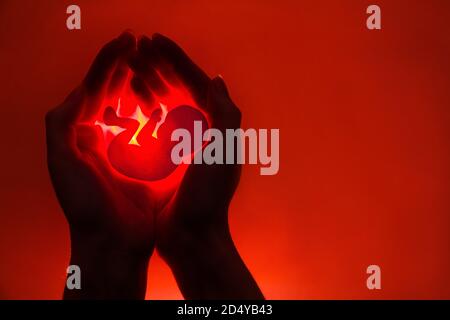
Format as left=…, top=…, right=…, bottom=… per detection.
left=208, top=76, right=241, bottom=130
left=209, top=75, right=230, bottom=102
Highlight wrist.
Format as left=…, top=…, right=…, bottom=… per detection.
left=64, top=231, right=150, bottom=299
left=158, top=226, right=264, bottom=299
left=178, top=232, right=235, bottom=269
left=157, top=220, right=234, bottom=267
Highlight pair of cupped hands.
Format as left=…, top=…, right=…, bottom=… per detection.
left=45, top=31, right=263, bottom=299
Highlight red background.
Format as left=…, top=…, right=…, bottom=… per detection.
left=0, top=0, right=449, bottom=299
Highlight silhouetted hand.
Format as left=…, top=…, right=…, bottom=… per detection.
left=131, top=34, right=264, bottom=299
left=47, top=31, right=263, bottom=300
left=46, top=32, right=157, bottom=299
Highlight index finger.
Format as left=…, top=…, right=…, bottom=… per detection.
left=82, top=31, right=136, bottom=121
left=144, top=34, right=211, bottom=107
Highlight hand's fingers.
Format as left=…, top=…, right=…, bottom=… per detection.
left=108, top=32, right=136, bottom=96
left=82, top=31, right=136, bottom=121
left=107, top=57, right=131, bottom=97
left=129, top=50, right=168, bottom=96
left=137, top=36, right=179, bottom=85
left=130, top=75, right=155, bottom=107
left=149, top=33, right=211, bottom=107
left=84, top=31, right=135, bottom=95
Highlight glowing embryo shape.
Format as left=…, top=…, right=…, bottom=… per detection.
left=96, top=97, right=208, bottom=181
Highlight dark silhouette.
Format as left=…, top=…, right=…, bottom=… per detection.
left=46, top=31, right=264, bottom=300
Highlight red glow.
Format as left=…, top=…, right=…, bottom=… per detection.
left=93, top=70, right=209, bottom=192
left=3, top=1, right=450, bottom=300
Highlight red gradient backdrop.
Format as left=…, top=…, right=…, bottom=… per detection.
left=0, top=0, right=450, bottom=299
